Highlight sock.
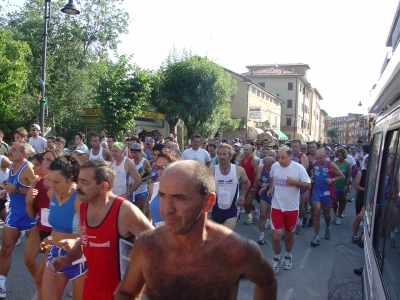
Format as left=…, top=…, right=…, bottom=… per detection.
left=297, top=218, right=302, bottom=225
left=260, top=232, right=265, bottom=237
left=285, top=252, right=291, bottom=258
left=315, top=235, right=319, bottom=239
left=390, top=231, right=395, bottom=238
left=274, top=254, right=281, bottom=260
left=0, top=275, right=6, bottom=289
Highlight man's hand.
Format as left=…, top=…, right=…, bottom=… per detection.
left=4, top=183, right=17, bottom=194
left=285, top=177, right=297, bottom=187
left=267, top=188, right=273, bottom=198
left=26, top=188, right=38, bottom=204
left=48, top=256, right=70, bottom=278
left=238, top=195, right=245, bottom=206
left=57, top=238, right=77, bottom=252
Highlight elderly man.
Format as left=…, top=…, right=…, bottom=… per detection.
left=115, top=160, right=278, bottom=300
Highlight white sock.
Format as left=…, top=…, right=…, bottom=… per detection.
left=285, top=252, right=291, bottom=258
left=274, top=254, right=281, bottom=260
left=0, top=275, right=6, bottom=289
left=260, top=232, right=265, bottom=237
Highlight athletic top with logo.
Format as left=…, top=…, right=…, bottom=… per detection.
left=149, top=182, right=164, bottom=228
left=80, top=197, right=132, bottom=289
left=240, top=156, right=255, bottom=188
left=270, top=161, right=311, bottom=212
left=112, top=157, right=129, bottom=196
left=34, top=177, right=52, bottom=232
left=6, top=161, right=37, bottom=227
left=306, top=153, right=316, bottom=177
left=133, top=158, right=148, bottom=195
left=89, top=148, right=104, bottom=160
left=48, top=190, right=79, bottom=234
left=312, top=161, right=335, bottom=199
left=334, top=160, right=349, bottom=191
left=214, top=164, right=239, bottom=210
left=292, top=152, right=302, bottom=164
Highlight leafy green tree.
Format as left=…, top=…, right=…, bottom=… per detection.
left=326, top=128, right=337, bottom=140
left=96, top=56, right=154, bottom=137
left=4, top=0, right=130, bottom=139
left=151, top=50, right=237, bottom=138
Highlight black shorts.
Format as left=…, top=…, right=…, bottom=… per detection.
left=39, top=230, right=52, bottom=242
left=0, top=199, right=7, bottom=211
left=355, top=196, right=363, bottom=215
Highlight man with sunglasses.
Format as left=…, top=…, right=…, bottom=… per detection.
left=28, top=124, right=47, bottom=153
left=143, top=137, right=154, bottom=160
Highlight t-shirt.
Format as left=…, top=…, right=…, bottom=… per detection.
left=29, top=136, right=47, bottom=153
left=270, top=161, right=311, bottom=212
left=181, top=148, right=211, bottom=165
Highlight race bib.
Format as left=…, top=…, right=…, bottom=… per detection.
left=218, top=187, right=231, bottom=210
left=40, top=208, right=52, bottom=227
left=324, top=191, right=330, bottom=196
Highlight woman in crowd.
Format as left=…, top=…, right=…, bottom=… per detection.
left=74, top=132, right=89, bottom=154
left=148, top=149, right=178, bottom=227
left=333, top=148, right=351, bottom=225
left=0, top=153, right=10, bottom=222
left=25, top=149, right=64, bottom=298
left=41, top=155, right=86, bottom=300
left=32, top=153, right=45, bottom=178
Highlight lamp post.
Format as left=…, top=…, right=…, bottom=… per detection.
left=40, top=0, right=80, bottom=134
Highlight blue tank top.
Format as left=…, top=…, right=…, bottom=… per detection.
left=313, top=161, right=334, bottom=198
left=7, top=161, right=38, bottom=226
left=149, top=183, right=164, bottom=228
left=292, top=153, right=302, bottom=164
left=48, top=190, right=79, bottom=234
left=260, top=166, right=272, bottom=202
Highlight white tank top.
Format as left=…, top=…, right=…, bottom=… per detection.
left=0, top=155, right=9, bottom=183
left=112, top=157, right=128, bottom=196
left=133, top=158, right=148, bottom=194
left=214, top=164, right=239, bottom=209
left=89, top=147, right=104, bottom=160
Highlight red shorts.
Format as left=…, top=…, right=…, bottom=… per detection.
left=271, top=208, right=299, bottom=232
left=83, top=282, right=116, bottom=300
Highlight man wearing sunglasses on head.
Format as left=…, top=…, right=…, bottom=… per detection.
left=28, top=124, right=47, bottom=154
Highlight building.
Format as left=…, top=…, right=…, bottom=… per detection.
left=224, top=69, right=286, bottom=142
left=329, top=113, right=361, bottom=145
left=320, top=109, right=328, bottom=142
left=242, top=63, right=322, bottom=142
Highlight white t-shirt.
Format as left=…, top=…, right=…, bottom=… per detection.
left=270, top=161, right=311, bottom=212
left=181, top=148, right=211, bottom=165
left=29, top=136, right=47, bottom=153
left=334, top=155, right=356, bottom=168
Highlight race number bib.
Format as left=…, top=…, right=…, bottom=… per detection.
left=40, top=208, right=52, bottom=227
left=324, top=191, right=330, bottom=196
left=218, top=187, right=231, bottom=210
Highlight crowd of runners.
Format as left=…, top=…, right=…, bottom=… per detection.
left=0, top=124, right=371, bottom=299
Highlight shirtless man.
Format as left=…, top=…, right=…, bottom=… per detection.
left=290, top=139, right=309, bottom=234
left=210, top=144, right=250, bottom=230
left=115, top=160, right=278, bottom=300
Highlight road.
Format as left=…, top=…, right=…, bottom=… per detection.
left=0, top=201, right=364, bottom=300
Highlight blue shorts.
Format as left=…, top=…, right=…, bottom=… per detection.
left=211, top=202, right=238, bottom=224
left=129, top=191, right=148, bottom=202
left=46, top=243, right=87, bottom=280
left=5, top=210, right=37, bottom=232
left=300, top=189, right=305, bottom=196
left=312, top=194, right=333, bottom=206
left=260, top=194, right=272, bottom=205
left=334, top=190, right=345, bottom=197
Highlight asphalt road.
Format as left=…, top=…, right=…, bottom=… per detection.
left=0, top=200, right=364, bottom=300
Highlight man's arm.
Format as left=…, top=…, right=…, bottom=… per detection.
left=119, top=200, right=154, bottom=238
left=330, top=162, right=345, bottom=182
left=115, top=239, right=146, bottom=300
left=125, top=159, right=142, bottom=195
left=103, top=149, right=112, bottom=162
left=241, top=240, right=278, bottom=300
left=354, top=171, right=364, bottom=191
left=301, top=154, right=309, bottom=171
left=251, top=158, right=259, bottom=186
left=237, top=167, right=250, bottom=204
left=204, top=151, right=211, bottom=167
left=5, top=163, right=35, bottom=195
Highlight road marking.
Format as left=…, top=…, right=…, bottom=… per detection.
left=299, top=247, right=311, bottom=269
left=283, top=288, right=294, bottom=300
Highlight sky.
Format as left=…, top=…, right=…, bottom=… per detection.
left=10, top=0, right=400, bottom=117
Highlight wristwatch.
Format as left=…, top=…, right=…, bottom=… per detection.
left=15, top=186, right=20, bottom=193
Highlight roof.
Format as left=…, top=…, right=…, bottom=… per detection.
left=386, top=2, right=400, bottom=47
left=241, top=67, right=300, bottom=76
left=313, top=88, right=323, bottom=100
left=245, top=63, right=310, bottom=69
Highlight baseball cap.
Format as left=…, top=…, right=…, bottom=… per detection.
left=145, top=137, right=153, bottom=143
left=31, top=124, right=40, bottom=131
left=130, top=143, right=142, bottom=151
left=73, top=149, right=89, bottom=154
left=350, top=145, right=356, bottom=149
left=325, top=146, right=332, bottom=151
left=234, top=142, right=241, bottom=147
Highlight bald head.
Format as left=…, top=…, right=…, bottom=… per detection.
left=163, top=160, right=215, bottom=195
left=277, top=146, right=292, bottom=167
left=263, top=156, right=275, bottom=165
left=316, top=148, right=327, bottom=166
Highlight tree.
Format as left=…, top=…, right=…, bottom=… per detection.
left=4, top=0, right=130, bottom=139
left=151, top=50, right=237, bottom=138
left=326, top=128, right=337, bottom=140
left=96, top=55, right=154, bottom=137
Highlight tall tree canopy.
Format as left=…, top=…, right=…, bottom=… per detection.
left=151, top=50, right=238, bottom=138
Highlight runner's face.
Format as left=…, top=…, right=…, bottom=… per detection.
left=217, top=148, right=232, bottom=165
left=55, top=142, right=64, bottom=150
left=291, top=142, right=300, bottom=155
left=336, top=152, right=344, bottom=161
left=8, top=143, right=24, bottom=161
left=159, top=171, right=206, bottom=235
left=213, top=139, right=220, bottom=147
left=91, top=137, right=100, bottom=149
left=316, top=153, right=326, bottom=166
left=308, top=143, right=317, bottom=154
left=76, top=167, right=103, bottom=202
left=264, top=162, right=273, bottom=172
left=107, top=139, right=113, bottom=148
left=151, top=150, right=161, bottom=163
left=42, top=152, right=55, bottom=174
left=14, top=134, right=24, bottom=142
left=156, top=157, right=169, bottom=177
left=191, top=138, right=201, bottom=150
left=207, top=146, right=216, bottom=157
left=110, top=148, right=123, bottom=160
left=47, top=139, right=55, bottom=149
left=277, top=149, right=291, bottom=167
left=263, top=149, right=268, bottom=157
left=243, top=146, right=252, bottom=156
left=47, top=170, right=73, bottom=195
left=32, top=158, right=43, bottom=176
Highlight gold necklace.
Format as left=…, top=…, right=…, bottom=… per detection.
left=57, top=191, right=73, bottom=206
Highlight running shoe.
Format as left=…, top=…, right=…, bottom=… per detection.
left=15, top=231, right=25, bottom=246
left=265, top=219, right=271, bottom=229
left=302, top=218, right=308, bottom=228
left=0, top=287, right=6, bottom=298
left=258, top=233, right=266, bottom=245
left=252, top=209, right=260, bottom=222
left=271, top=257, right=282, bottom=273
left=341, top=211, right=346, bottom=218
left=295, top=224, right=302, bottom=235
left=244, top=213, right=254, bottom=225
left=307, top=219, right=314, bottom=227
left=240, top=208, right=246, bottom=214
left=335, top=217, right=342, bottom=225
left=307, top=206, right=311, bottom=214
left=347, top=198, right=354, bottom=203
left=390, top=237, right=396, bottom=248
left=332, top=213, right=337, bottom=222
left=352, top=236, right=359, bottom=243
left=324, top=228, right=331, bottom=240
left=310, top=236, right=320, bottom=247
left=283, top=256, right=292, bottom=270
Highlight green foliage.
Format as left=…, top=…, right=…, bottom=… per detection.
left=326, top=128, right=337, bottom=138
left=151, top=49, right=237, bottom=138
left=96, top=55, right=154, bottom=137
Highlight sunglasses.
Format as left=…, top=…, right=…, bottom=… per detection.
left=155, top=165, right=167, bottom=171
left=145, top=143, right=151, bottom=145
left=75, top=137, right=81, bottom=140
left=130, top=149, right=141, bottom=152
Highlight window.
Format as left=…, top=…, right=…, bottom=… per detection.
left=275, top=116, right=277, bottom=125
left=287, top=99, right=292, bottom=108
left=286, top=118, right=292, bottom=126
left=288, top=82, right=293, bottom=90
left=258, top=82, right=265, bottom=88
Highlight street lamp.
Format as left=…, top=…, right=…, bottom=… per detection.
left=40, top=0, right=80, bottom=134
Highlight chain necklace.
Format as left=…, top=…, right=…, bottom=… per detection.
left=57, top=190, right=74, bottom=206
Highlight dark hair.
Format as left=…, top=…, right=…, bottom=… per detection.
left=362, top=144, right=370, bottom=154
left=129, top=136, right=140, bottom=144
left=164, top=136, right=172, bottom=142
left=107, top=135, right=117, bottom=142
left=75, top=132, right=85, bottom=142
left=43, top=148, right=64, bottom=159
left=152, top=143, right=165, bottom=152
left=91, top=133, right=101, bottom=140
left=46, top=136, right=56, bottom=143
left=191, top=133, right=202, bottom=141
left=357, top=140, right=362, bottom=144
left=157, top=149, right=178, bottom=164
left=55, top=137, right=66, bottom=145
left=207, top=143, right=217, bottom=150
left=291, top=139, right=301, bottom=147
left=49, top=155, right=80, bottom=182
left=222, top=139, right=228, bottom=143
left=32, top=153, right=43, bottom=163
left=80, top=160, right=115, bottom=190
left=101, top=129, right=108, bottom=135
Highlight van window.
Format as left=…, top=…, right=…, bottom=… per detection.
left=374, top=130, right=400, bottom=299
left=365, top=133, right=382, bottom=234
